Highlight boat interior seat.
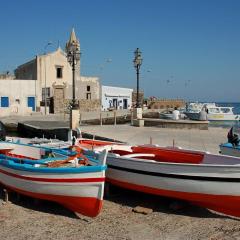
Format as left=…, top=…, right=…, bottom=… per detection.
left=123, top=153, right=155, bottom=158
left=131, top=146, right=204, bottom=164
left=110, top=149, right=133, bottom=156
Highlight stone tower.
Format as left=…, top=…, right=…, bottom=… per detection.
left=65, top=28, right=81, bottom=77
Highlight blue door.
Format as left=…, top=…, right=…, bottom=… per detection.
left=1, top=97, right=9, bottom=107
left=27, top=97, right=35, bottom=111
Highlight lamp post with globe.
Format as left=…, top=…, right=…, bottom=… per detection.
left=133, top=48, right=143, bottom=108
left=66, top=37, right=81, bottom=142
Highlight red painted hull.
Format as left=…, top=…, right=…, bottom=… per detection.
left=1, top=183, right=103, bottom=217
left=107, top=178, right=240, bottom=217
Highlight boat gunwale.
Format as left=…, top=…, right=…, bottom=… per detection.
left=0, top=159, right=107, bottom=173
left=107, top=152, right=240, bottom=168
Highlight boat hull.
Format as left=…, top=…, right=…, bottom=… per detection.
left=219, top=143, right=240, bottom=157
left=105, top=151, right=240, bottom=217
left=207, top=114, right=240, bottom=121
left=107, top=177, right=240, bottom=217
left=0, top=163, right=106, bottom=217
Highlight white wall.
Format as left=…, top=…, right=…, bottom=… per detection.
left=37, top=48, right=100, bottom=101
left=0, top=79, right=37, bottom=116
left=36, top=48, right=72, bottom=103
left=101, top=85, right=133, bottom=111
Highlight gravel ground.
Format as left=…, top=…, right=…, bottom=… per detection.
left=1, top=126, right=240, bottom=240
left=0, top=187, right=240, bottom=240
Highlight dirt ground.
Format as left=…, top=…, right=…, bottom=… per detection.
left=0, top=185, right=240, bottom=240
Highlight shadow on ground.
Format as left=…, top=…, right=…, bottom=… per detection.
left=0, top=187, right=78, bottom=219
left=1, top=184, right=239, bottom=221
left=105, top=184, right=238, bottom=220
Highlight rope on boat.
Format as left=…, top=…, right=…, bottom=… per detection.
left=46, top=146, right=89, bottom=168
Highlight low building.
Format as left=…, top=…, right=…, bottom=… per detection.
left=0, top=80, right=36, bottom=116
left=101, top=86, right=133, bottom=111
left=147, top=99, right=186, bottom=110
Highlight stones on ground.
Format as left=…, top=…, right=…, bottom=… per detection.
left=132, top=206, right=153, bottom=215
left=74, top=212, right=93, bottom=223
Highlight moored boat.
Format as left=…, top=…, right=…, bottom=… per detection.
left=219, top=126, right=240, bottom=157
left=184, top=102, right=240, bottom=121
left=0, top=141, right=107, bottom=217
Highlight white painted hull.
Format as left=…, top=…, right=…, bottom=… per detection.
left=86, top=144, right=240, bottom=217
left=0, top=163, right=106, bottom=217
left=106, top=153, right=240, bottom=195
left=207, top=113, right=240, bottom=121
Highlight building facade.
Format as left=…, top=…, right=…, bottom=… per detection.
left=0, top=79, right=36, bottom=116
left=0, top=29, right=101, bottom=116
left=101, top=85, right=133, bottom=111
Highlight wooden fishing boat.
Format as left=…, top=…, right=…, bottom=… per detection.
left=77, top=140, right=240, bottom=217
left=0, top=141, right=107, bottom=217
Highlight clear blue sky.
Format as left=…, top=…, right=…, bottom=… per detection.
left=0, top=0, right=240, bottom=102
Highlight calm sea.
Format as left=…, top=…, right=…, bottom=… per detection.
left=209, top=102, right=240, bottom=128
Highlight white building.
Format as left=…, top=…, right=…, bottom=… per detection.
left=101, top=85, right=133, bottom=111
left=0, top=29, right=101, bottom=116
left=0, top=79, right=36, bottom=116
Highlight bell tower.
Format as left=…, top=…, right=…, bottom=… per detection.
left=65, top=28, right=81, bottom=77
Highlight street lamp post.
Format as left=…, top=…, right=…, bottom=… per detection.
left=44, top=42, right=52, bottom=115
left=66, top=38, right=80, bottom=143
left=133, top=48, right=143, bottom=108
left=66, top=42, right=80, bottom=110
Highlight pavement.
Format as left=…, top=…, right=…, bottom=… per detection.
left=1, top=110, right=130, bottom=124
left=80, top=124, right=229, bottom=154
left=1, top=112, right=229, bottom=154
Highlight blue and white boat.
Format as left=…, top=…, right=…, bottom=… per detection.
left=0, top=141, right=107, bottom=217
left=220, top=126, right=240, bottom=157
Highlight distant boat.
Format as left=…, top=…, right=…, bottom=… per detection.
left=0, top=141, right=107, bottom=217
left=159, top=110, right=175, bottom=120
left=207, top=106, right=240, bottom=121
left=220, top=126, right=240, bottom=157
left=184, top=103, right=240, bottom=121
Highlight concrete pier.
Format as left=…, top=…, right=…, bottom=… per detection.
left=79, top=124, right=228, bottom=154
left=143, top=118, right=208, bottom=130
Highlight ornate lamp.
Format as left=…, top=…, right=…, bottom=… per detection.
left=66, top=41, right=80, bottom=109
left=133, top=48, right=143, bottom=108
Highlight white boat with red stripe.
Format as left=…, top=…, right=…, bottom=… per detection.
left=0, top=141, right=107, bottom=217
left=77, top=139, right=240, bottom=217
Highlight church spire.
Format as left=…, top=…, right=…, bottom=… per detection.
left=65, top=28, right=81, bottom=77
left=69, top=28, right=77, bottom=43
left=66, top=28, right=80, bottom=48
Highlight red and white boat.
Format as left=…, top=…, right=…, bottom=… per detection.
left=77, top=139, right=240, bottom=217
left=0, top=141, right=107, bottom=217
